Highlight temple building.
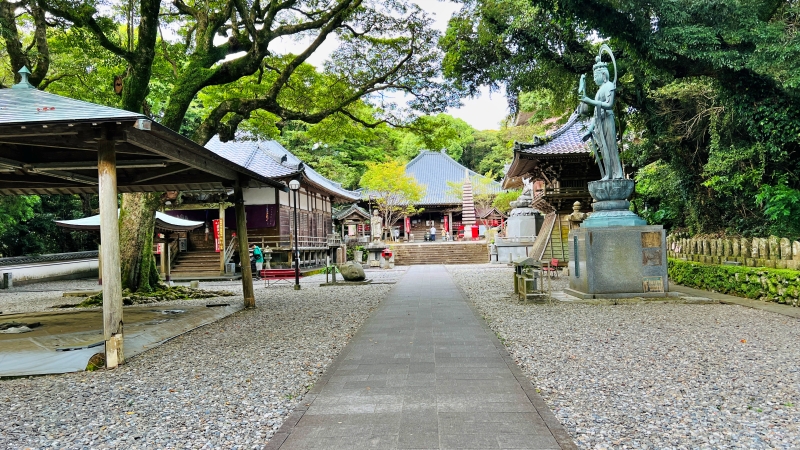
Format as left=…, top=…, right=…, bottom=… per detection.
left=163, top=136, right=359, bottom=276
left=368, top=149, right=503, bottom=241
left=503, top=109, right=599, bottom=262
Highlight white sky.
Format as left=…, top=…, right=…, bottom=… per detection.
left=273, top=0, right=509, bottom=131
left=414, top=1, right=509, bottom=131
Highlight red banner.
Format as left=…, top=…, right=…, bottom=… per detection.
left=405, top=216, right=411, bottom=234
left=444, top=215, right=449, bottom=233
left=213, top=219, right=221, bottom=252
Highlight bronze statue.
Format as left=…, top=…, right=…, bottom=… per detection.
left=579, top=44, right=624, bottom=180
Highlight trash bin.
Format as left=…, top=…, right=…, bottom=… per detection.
left=225, top=263, right=235, bottom=274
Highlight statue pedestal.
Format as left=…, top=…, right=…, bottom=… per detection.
left=566, top=225, right=669, bottom=298
left=582, top=179, right=646, bottom=228
left=366, top=243, right=386, bottom=268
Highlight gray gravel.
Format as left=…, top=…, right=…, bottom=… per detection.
left=0, top=269, right=402, bottom=449
left=449, top=265, right=800, bottom=449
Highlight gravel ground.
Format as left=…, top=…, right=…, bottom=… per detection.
left=0, top=268, right=404, bottom=449
left=449, top=265, right=800, bottom=449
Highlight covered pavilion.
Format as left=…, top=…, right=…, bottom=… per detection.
left=0, top=68, right=284, bottom=368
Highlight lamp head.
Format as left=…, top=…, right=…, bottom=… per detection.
left=289, top=179, right=300, bottom=191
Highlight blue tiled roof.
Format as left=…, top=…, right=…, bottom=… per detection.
left=514, top=110, right=590, bottom=155
left=404, top=150, right=503, bottom=206
left=0, top=77, right=144, bottom=125
left=205, top=135, right=360, bottom=201
left=205, top=136, right=298, bottom=179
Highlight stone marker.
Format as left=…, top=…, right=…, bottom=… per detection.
left=732, top=239, right=740, bottom=257
left=339, top=261, right=366, bottom=281
left=794, top=241, right=800, bottom=262
left=755, top=238, right=765, bottom=259
left=741, top=238, right=751, bottom=258
left=768, top=236, right=780, bottom=260
left=780, top=238, right=792, bottom=260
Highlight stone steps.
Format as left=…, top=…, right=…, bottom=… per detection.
left=392, top=243, right=488, bottom=265
left=171, top=251, right=223, bottom=275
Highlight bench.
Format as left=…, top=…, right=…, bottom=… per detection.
left=258, top=269, right=300, bottom=287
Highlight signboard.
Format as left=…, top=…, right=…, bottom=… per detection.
left=213, top=219, right=221, bottom=252
left=642, top=276, right=665, bottom=293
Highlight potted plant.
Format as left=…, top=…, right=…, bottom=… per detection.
left=353, top=245, right=365, bottom=263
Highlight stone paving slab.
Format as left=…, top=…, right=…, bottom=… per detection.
left=267, top=265, right=576, bottom=450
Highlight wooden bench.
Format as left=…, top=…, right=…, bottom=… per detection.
left=258, top=269, right=300, bottom=287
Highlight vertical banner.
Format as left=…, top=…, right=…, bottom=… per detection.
left=405, top=216, right=411, bottom=234
left=443, top=215, right=449, bottom=233
left=213, top=219, right=221, bottom=252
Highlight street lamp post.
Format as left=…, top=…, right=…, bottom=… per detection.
left=289, top=179, right=301, bottom=290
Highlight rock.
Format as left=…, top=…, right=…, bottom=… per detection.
left=339, top=262, right=366, bottom=281
left=794, top=241, right=800, bottom=261
left=731, top=239, right=740, bottom=257
left=756, top=238, right=766, bottom=259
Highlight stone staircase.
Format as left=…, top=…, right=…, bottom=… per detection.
left=392, top=242, right=488, bottom=265
left=170, top=251, right=223, bottom=278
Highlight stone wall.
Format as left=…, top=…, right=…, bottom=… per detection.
left=667, top=235, right=800, bottom=271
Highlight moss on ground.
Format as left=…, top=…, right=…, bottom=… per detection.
left=78, top=286, right=235, bottom=308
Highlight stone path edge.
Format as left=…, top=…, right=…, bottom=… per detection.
left=446, top=267, right=579, bottom=450
left=264, top=278, right=404, bottom=450
left=671, top=283, right=800, bottom=319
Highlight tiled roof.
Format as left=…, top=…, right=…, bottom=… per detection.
left=333, top=204, right=370, bottom=221
left=514, top=109, right=590, bottom=155
left=204, top=135, right=360, bottom=202
left=0, top=72, right=144, bottom=125
left=405, top=150, right=503, bottom=205
left=204, top=136, right=299, bottom=179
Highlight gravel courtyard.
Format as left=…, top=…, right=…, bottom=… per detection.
left=449, top=265, right=800, bottom=449
left=0, top=269, right=403, bottom=449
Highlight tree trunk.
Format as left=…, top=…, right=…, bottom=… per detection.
left=119, top=192, right=162, bottom=292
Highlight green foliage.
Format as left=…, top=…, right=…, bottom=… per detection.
left=493, top=190, right=521, bottom=215
left=756, top=177, right=800, bottom=238
left=360, top=160, right=425, bottom=232
left=443, top=0, right=800, bottom=236
left=0, top=195, right=95, bottom=257
left=668, top=258, right=800, bottom=306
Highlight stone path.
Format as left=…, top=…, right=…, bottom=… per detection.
left=267, top=265, right=576, bottom=450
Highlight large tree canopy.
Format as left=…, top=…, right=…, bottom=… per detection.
left=442, top=0, right=800, bottom=237
left=0, top=0, right=459, bottom=290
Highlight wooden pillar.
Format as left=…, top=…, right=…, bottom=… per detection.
left=448, top=212, right=453, bottom=241
left=159, top=240, right=166, bottom=276
left=165, top=240, right=171, bottom=282
left=97, top=243, right=103, bottom=285
left=219, top=203, right=226, bottom=275
left=98, top=141, right=123, bottom=369
left=235, top=184, right=255, bottom=308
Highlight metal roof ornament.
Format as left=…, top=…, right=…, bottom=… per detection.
left=12, top=66, right=35, bottom=89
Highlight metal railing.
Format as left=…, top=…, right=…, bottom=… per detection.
left=248, top=235, right=330, bottom=250
left=224, top=236, right=238, bottom=264
left=495, top=236, right=537, bottom=245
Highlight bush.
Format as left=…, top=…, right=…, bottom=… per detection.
left=668, top=258, right=800, bottom=306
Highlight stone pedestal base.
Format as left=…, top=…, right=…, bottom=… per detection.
left=568, top=225, right=668, bottom=298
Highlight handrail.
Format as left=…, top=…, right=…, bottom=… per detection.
left=224, top=235, right=238, bottom=264
left=248, top=235, right=331, bottom=249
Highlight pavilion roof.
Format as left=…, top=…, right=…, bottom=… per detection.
left=333, top=203, right=370, bottom=221
left=503, top=109, right=594, bottom=189
left=0, top=71, right=284, bottom=195
left=205, top=135, right=360, bottom=202
left=56, top=211, right=204, bottom=232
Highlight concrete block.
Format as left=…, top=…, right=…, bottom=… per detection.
left=568, top=225, right=667, bottom=297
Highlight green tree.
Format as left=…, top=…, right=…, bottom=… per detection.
left=493, top=189, right=521, bottom=215
left=442, top=0, right=800, bottom=236
left=359, top=160, right=425, bottom=238
left=2, top=0, right=456, bottom=291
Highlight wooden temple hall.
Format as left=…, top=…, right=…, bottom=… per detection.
left=503, top=109, right=599, bottom=262
left=167, top=136, right=360, bottom=274
left=0, top=68, right=346, bottom=369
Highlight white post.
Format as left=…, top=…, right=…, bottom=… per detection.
left=98, top=141, right=123, bottom=368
